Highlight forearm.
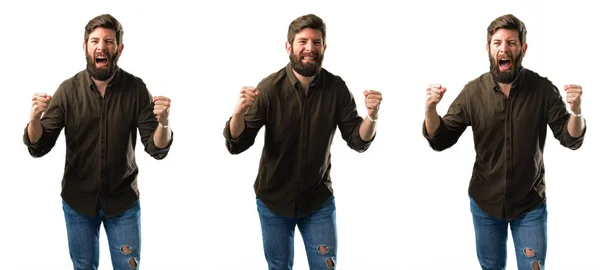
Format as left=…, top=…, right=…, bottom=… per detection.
left=27, top=119, right=43, bottom=144
left=153, top=123, right=172, bottom=148
left=359, top=117, right=377, bottom=141
left=425, top=108, right=441, bottom=137
left=229, top=113, right=245, bottom=140
left=567, top=114, right=585, bottom=138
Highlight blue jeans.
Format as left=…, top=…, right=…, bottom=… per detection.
left=62, top=200, right=141, bottom=270
left=470, top=197, right=547, bottom=270
left=257, top=196, right=337, bottom=270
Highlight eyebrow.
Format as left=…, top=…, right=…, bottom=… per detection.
left=492, top=38, right=518, bottom=43
left=89, top=37, right=115, bottom=41
left=297, top=38, right=322, bottom=42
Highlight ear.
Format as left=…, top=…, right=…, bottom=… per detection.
left=118, top=43, right=124, bottom=56
left=522, top=43, right=528, bottom=56
left=285, top=41, right=292, bottom=55
left=83, top=42, right=87, bottom=54
left=323, top=43, right=327, bottom=52
left=486, top=43, right=489, bottom=53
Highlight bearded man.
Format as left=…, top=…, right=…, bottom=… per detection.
left=223, top=13, right=382, bottom=270
left=23, top=14, right=173, bottom=270
left=422, top=14, right=586, bottom=270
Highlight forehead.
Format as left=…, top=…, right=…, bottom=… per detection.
left=295, top=28, right=323, bottom=41
left=88, top=27, right=117, bottom=39
left=491, top=28, right=520, bottom=41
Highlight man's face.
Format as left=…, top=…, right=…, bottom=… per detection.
left=84, top=27, right=123, bottom=81
left=286, top=28, right=326, bottom=77
left=487, top=28, right=527, bottom=84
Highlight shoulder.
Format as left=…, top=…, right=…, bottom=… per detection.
left=52, top=70, right=89, bottom=99
left=116, top=68, right=148, bottom=90
left=255, top=66, right=288, bottom=94
left=320, top=67, right=348, bottom=91
left=463, top=72, right=492, bottom=93
left=59, top=70, right=87, bottom=89
left=521, top=68, right=557, bottom=92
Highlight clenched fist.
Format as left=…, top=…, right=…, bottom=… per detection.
left=426, top=84, right=447, bottom=111
left=235, top=86, right=260, bottom=115
left=364, top=90, right=382, bottom=119
left=30, top=92, right=52, bottom=120
left=564, top=84, right=583, bottom=114
left=153, top=96, right=171, bottom=126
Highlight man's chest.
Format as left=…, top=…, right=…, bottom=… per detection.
left=270, top=91, right=338, bottom=129
left=470, top=90, right=546, bottom=134
left=64, top=90, right=137, bottom=132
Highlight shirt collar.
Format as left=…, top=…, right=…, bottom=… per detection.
left=285, top=62, right=322, bottom=90
left=490, top=67, right=525, bottom=93
left=86, top=66, right=122, bottom=91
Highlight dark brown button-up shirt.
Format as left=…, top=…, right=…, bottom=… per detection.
left=23, top=67, right=173, bottom=218
left=423, top=68, right=586, bottom=220
left=224, top=63, right=375, bottom=218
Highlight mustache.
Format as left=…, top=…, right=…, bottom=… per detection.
left=93, top=50, right=111, bottom=59
left=299, top=51, right=319, bottom=57
left=496, top=52, right=514, bottom=60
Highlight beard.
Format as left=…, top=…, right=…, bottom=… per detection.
left=86, top=49, right=119, bottom=81
left=289, top=47, right=324, bottom=77
left=489, top=50, right=523, bottom=84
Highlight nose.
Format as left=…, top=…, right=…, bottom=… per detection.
left=499, top=41, right=509, bottom=53
left=96, top=40, right=107, bottom=51
left=304, top=41, right=314, bottom=52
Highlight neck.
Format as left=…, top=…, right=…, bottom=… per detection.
left=497, top=82, right=512, bottom=97
left=92, top=74, right=115, bottom=97
left=292, top=69, right=316, bottom=94
left=495, top=67, right=521, bottom=97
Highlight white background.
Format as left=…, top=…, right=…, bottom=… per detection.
left=0, top=0, right=597, bottom=269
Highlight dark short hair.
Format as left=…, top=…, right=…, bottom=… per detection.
left=287, top=14, right=326, bottom=44
left=84, top=14, right=124, bottom=45
left=487, top=14, right=527, bottom=45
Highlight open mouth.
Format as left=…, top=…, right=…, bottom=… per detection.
left=498, top=57, right=512, bottom=71
left=301, top=54, right=316, bottom=62
left=95, top=55, right=108, bottom=67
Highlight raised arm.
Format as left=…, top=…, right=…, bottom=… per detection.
left=546, top=83, right=586, bottom=150
left=23, top=88, right=66, bottom=158
left=336, top=84, right=377, bottom=153
left=223, top=85, right=266, bottom=155
left=422, top=84, right=470, bottom=151
left=137, top=85, right=173, bottom=160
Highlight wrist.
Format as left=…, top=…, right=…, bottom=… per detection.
left=367, top=111, right=379, bottom=122
left=425, top=107, right=438, bottom=115
left=232, top=112, right=245, bottom=120
left=159, top=119, right=169, bottom=128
